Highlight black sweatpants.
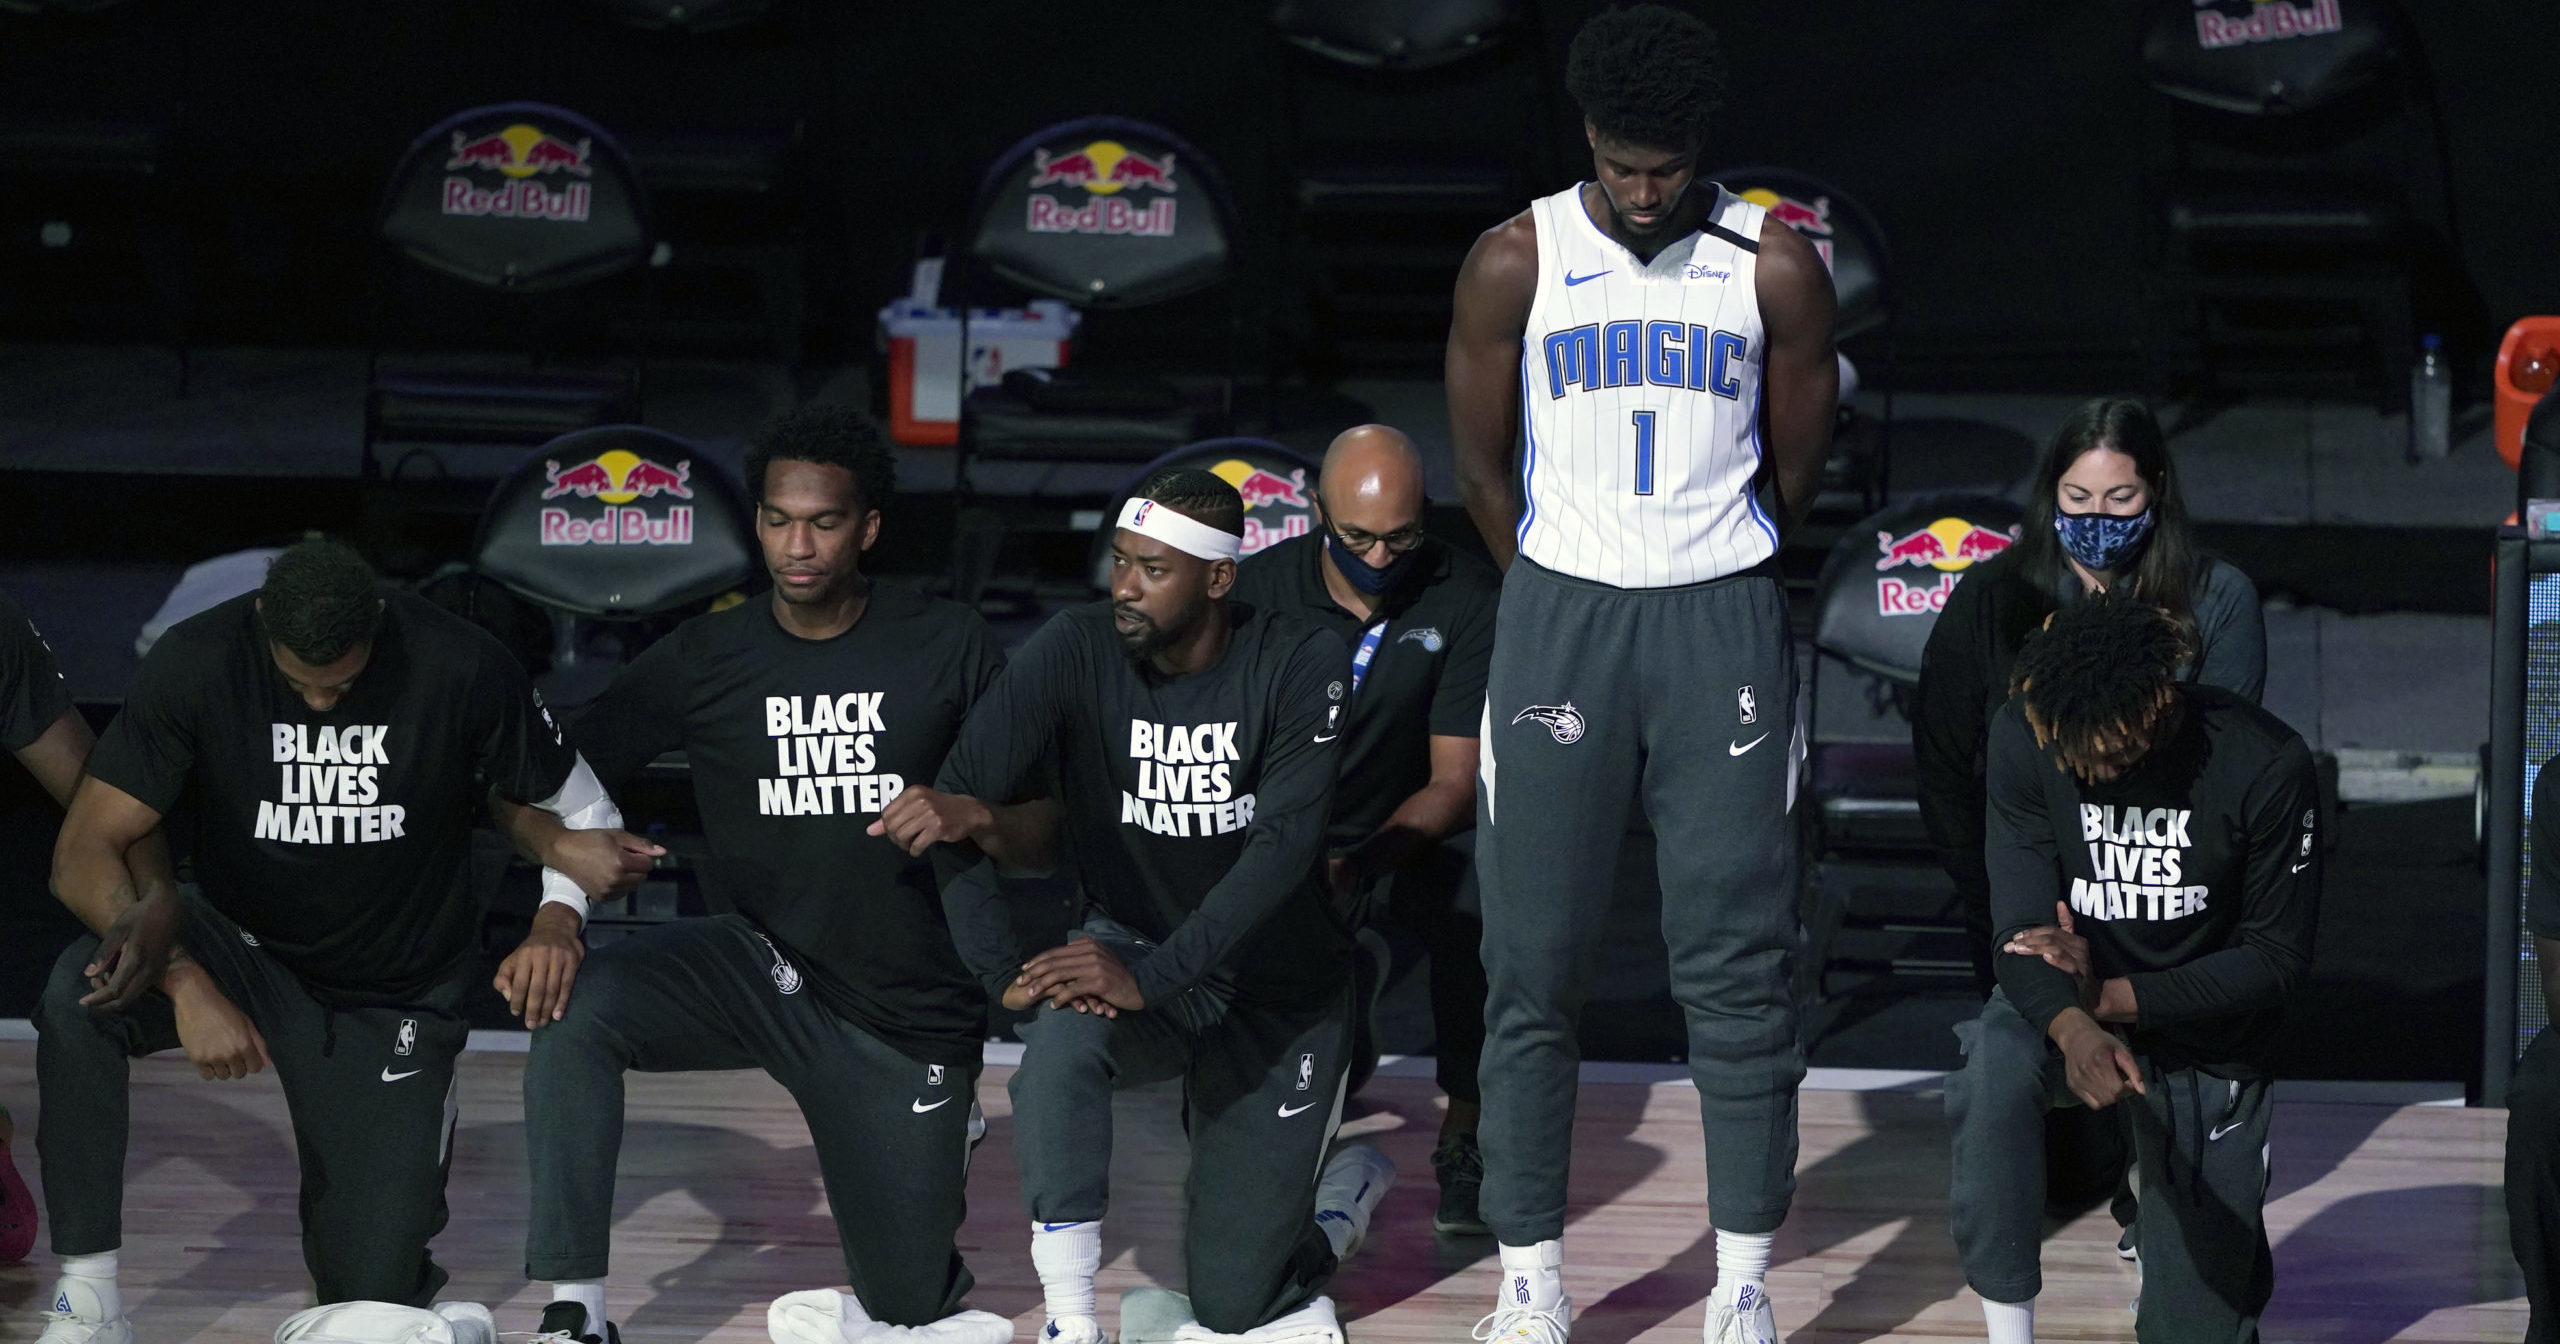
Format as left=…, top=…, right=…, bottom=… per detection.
left=1947, top=992, right=2273, bottom=1341
left=2506, top=1026, right=2560, bottom=1342
left=1475, top=557, right=1803, bottom=1242
left=34, top=891, right=469, bottom=1306
left=1378, top=843, right=1484, bottom=1105
left=524, top=915, right=979, bottom=1327
left=1008, top=918, right=1350, bottom=1335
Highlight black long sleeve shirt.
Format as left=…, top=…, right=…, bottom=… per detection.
left=935, top=600, right=1349, bottom=1007
left=1985, top=683, right=2318, bottom=1075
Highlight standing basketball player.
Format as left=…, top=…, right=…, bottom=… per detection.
left=1445, top=7, right=1837, bottom=1342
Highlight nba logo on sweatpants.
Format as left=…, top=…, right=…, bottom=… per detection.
left=1296, top=1053, right=1314, bottom=1091
left=394, top=1018, right=417, bottom=1057
left=1737, top=685, right=1757, bottom=725
left=927, top=1064, right=946, bottom=1087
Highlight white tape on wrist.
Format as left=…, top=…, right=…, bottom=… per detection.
left=1117, top=497, right=1242, bottom=562
left=534, top=754, right=621, bottom=927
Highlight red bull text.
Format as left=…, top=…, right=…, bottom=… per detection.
left=1026, top=140, right=1180, bottom=237
left=1872, top=519, right=2016, bottom=617
left=2195, top=0, right=2342, bottom=49
left=538, top=454, right=696, bottom=546
left=441, top=125, right=596, bottom=223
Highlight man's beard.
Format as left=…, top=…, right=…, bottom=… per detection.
left=1116, top=596, right=1203, bottom=661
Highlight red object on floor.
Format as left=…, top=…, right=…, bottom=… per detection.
left=2495, top=315, right=2560, bottom=470
left=0, top=1136, right=35, bottom=1262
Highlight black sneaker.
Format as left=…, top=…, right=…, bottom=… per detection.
left=1431, top=1131, right=1490, bottom=1236
left=537, top=1302, right=620, bottom=1344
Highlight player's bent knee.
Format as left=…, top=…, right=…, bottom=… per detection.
left=2513, top=1036, right=2560, bottom=1126
left=34, top=937, right=113, bottom=1033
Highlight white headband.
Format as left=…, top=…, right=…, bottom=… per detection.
left=1116, top=496, right=1242, bottom=563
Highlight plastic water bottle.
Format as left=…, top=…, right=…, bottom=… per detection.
left=2409, top=332, right=2451, bottom=462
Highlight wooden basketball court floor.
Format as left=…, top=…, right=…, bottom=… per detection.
left=0, top=1038, right=2529, bottom=1342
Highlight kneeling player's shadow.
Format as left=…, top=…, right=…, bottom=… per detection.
left=604, top=1120, right=844, bottom=1341
left=2268, top=1183, right=2521, bottom=1343
left=113, top=1085, right=307, bottom=1341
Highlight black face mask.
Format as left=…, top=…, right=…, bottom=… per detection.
left=1326, top=529, right=1420, bottom=597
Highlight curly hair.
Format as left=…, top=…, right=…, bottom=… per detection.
left=1136, top=467, right=1244, bottom=538
left=1565, top=4, right=1728, bottom=151
left=2012, top=592, right=2193, bottom=772
left=743, top=405, right=897, bottom=515
left=258, top=539, right=382, bottom=666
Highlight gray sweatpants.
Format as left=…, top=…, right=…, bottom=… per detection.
left=1475, top=557, right=1804, bottom=1242
left=1947, top=991, right=2274, bottom=1340
left=1008, top=920, right=1350, bottom=1335
left=36, top=890, right=468, bottom=1306
left=524, top=915, right=980, bottom=1326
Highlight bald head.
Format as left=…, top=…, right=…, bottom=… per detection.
left=1319, top=424, right=1424, bottom=523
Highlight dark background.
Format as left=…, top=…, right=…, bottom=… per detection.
left=3, top=0, right=2551, bottom=381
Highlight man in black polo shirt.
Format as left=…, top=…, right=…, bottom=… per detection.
left=37, top=541, right=654, bottom=1344
left=1229, top=424, right=1498, bottom=1235
left=516, top=407, right=1020, bottom=1344
left=1947, top=594, right=2318, bottom=1344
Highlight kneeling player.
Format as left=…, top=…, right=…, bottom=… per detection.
left=513, top=409, right=1023, bottom=1344
left=38, top=540, right=648, bottom=1344
left=897, top=470, right=1380, bottom=1344
left=1947, top=595, right=2317, bottom=1343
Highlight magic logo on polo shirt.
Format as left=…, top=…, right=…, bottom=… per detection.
left=1122, top=718, right=1255, bottom=837
left=257, top=722, right=406, bottom=844
left=760, top=692, right=907, bottom=817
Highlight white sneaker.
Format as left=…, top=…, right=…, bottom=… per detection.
left=1471, top=1296, right=1570, bottom=1344
left=1043, top=1315, right=1104, bottom=1344
left=1312, top=1143, right=1397, bottom=1260
left=853, top=1312, right=1015, bottom=1344
left=38, top=1277, right=131, bottom=1344
left=1704, top=1284, right=1775, bottom=1344
left=771, top=1288, right=871, bottom=1344
left=432, top=1301, right=498, bottom=1344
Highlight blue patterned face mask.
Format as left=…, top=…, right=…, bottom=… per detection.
left=2054, top=507, right=2155, bottom=572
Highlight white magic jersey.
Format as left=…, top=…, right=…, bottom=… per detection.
left=1517, top=182, right=1771, bottom=589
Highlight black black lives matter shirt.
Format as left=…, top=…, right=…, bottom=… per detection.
left=936, top=600, right=1349, bottom=1007
left=1986, top=683, right=2319, bottom=1074
left=572, top=583, right=1005, bottom=1066
left=2530, top=759, right=2560, bottom=941
left=0, top=587, right=73, bottom=754
left=1228, top=535, right=1497, bottom=844
left=86, top=590, right=578, bottom=1004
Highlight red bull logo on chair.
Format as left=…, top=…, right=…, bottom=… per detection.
left=1205, top=459, right=1311, bottom=556
left=2194, top=0, right=2343, bottom=50
left=1737, top=188, right=1834, bottom=272
left=1027, top=140, right=1178, bottom=238
left=1873, top=517, right=2017, bottom=617
left=539, top=449, right=695, bottom=546
left=442, top=123, right=595, bottom=222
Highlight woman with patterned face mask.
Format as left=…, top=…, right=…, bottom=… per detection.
left=1909, top=395, right=2265, bottom=1268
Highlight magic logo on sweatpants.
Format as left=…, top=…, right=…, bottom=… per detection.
left=761, top=693, right=907, bottom=817
left=256, top=723, right=406, bottom=844
left=2072, top=804, right=2208, bottom=921
left=1121, top=719, right=1256, bottom=837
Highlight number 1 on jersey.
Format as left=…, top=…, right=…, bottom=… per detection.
left=1630, top=410, right=1657, bottom=496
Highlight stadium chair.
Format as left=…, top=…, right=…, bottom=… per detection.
left=1707, top=167, right=1895, bottom=520
left=619, top=122, right=809, bottom=366
left=1799, top=493, right=2021, bottom=999
left=2138, top=0, right=2466, bottom=410
left=1076, top=437, right=1322, bottom=594
left=0, top=89, right=190, bottom=390
left=1264, top=0, right=1554, bottom=376
left=363, top=103, right=654, bottom=483
left=581, top=0, right=774, bottom=33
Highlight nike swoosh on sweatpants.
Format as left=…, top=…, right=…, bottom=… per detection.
left=912, top=1097, right=952, bottom=1113
left=1729, top=733, right=1770, bottom=756
left=380, top=1068, right=423, bottom=1083
left=1277, top=1101, right=1318, bottom=1118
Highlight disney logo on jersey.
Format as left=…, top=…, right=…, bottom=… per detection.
left=760, top=692, right=907, bottom=819
left=1683, top=263, right=1731, bottom=283
left=1122, top=718, right=1257, bottom=838
left=1542, top=320, right=1749, bottom=401
left=257, top=722, right=407, bottom=845
left=1512, top=702, right=1585, bottom=745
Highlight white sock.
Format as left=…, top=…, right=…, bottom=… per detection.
left=1981, top=1297, right=2034, bottom=1344
left=547, top=1281, right=606, bottom=1329
left=1709, top=1229, right=1773, bottom=1306
left=1494, top=1239, right=1563, bottom=1312
left=55, top=1251, right=122, bottom=1322
left=1030, top=1221, right=1101, bottom=1322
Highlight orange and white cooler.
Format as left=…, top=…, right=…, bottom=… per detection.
left=878, top=293, right=1079, bottom=446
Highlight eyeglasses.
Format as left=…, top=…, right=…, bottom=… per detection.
left=1320, top=498, right=1426, bottom=557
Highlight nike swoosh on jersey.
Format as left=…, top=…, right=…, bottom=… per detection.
left=380, top=1067, right=423, bottom=1082
left=1277, top=1101, right=1319, bottom=1118
left=1729, top=732, right=1770, bottom=756
left=912, top=1097, right=952, bottom=1113
left=1562, top=269, right=1611, bottom=286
